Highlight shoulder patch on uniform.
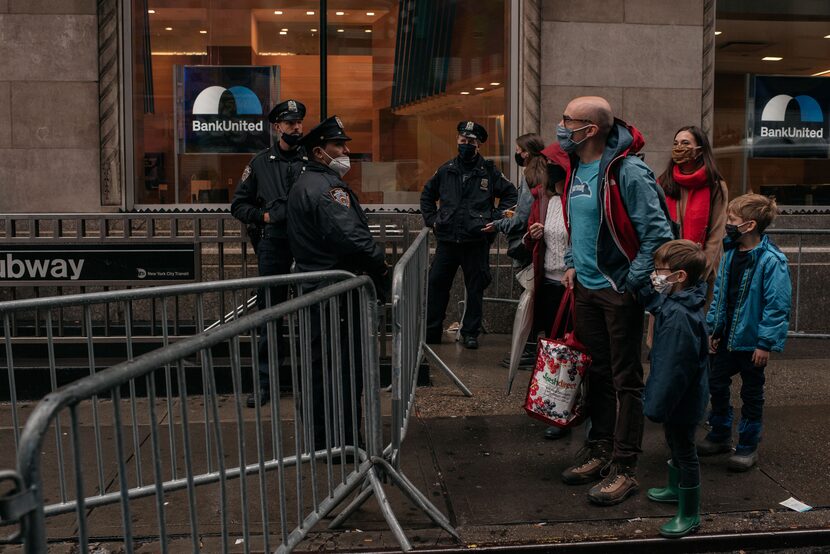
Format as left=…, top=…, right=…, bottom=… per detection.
left=329, top=187, right=351, bottom=208
left=241, top=165, right=252, bottom=182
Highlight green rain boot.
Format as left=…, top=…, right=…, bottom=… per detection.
left=659, top=485, right=701, bottom=538
left=647, top=460, right=679, bottom=503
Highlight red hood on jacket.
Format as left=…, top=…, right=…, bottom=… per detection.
left=535, top=142, right=571, bottom=200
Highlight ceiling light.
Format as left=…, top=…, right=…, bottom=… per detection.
left=311, top=28, right=317, bottom=32
left=460, top=91, right=470, bottom=95
left=714, top=31, right=722, bottom=36
left=279, top=31, right=287, bottom=35
left=475, top=87, right=485, bottom=91
left=365, top=29, right=372, bottom=33
left=813, top=69, right=830, bottom=76
left=336, top=11, right=345, bottom=15
left=306, top=11, right=315, bottom=15
left=337, top=29, right=344, bottom=32
left=274, top=10, right=283, bottom=15
left=199, top=30, right=207, bottom=34
left=762, top=56, right=783, bottom=61
left=165, top=27, right=173, bottom=31
left=147, top=9, right=155, bottom=14
left=281, top=28, right=288, bottom=31
left=825, top=34, right=830, bottom=39
left=366, top=12, right=375, bottom=16
left=490, top=82, right=500, bottom=86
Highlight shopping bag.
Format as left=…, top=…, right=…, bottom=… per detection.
left=524, top=288, right=590, bottom=428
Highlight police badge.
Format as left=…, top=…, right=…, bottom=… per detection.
left=479, top=178, right=489, bottom=191
left=288, top=99, right=297, bottom=112
left=335, top=116, right=344, bottom=129
left=330, top=187, right=351, bottom=208
left=465, top=121, right=474, bottom=131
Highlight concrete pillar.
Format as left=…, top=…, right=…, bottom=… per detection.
left=538, top=0, right=706, bottom=173
left=0, top=0, right=101, bottom=212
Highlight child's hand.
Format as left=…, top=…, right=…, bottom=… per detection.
left=709, top=336, right=720, bottom=354
left=752, top=348, right=769, bottom=367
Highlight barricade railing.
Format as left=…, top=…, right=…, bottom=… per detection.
left=0, top=271, right=353, bottom=492
left=1, top=276, right=458, bottom=552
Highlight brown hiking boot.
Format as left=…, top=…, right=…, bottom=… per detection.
left=561, top=442, right=610, bottom=485
left=587, top=463, right=639, bottom=506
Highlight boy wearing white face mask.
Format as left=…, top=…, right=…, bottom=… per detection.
left=640, top=240, right=709, bottom=538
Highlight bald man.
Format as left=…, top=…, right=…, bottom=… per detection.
left=556, top=96, right=673, bottom=506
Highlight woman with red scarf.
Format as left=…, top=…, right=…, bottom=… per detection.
left=658, top=126, right=728, bottom=298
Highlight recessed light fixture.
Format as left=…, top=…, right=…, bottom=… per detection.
left=714, top=31, right=722, bottom=36
left=281, top=28, right=288, bottom=31
left=274, top=10, right=283, bottom=15
left=148, top=9, right=155, bottom=14
left=762, top=56, right=783, bottom=61
left=279, top=31, right=287, bottom=35
left=337, top=29, right=344, bottom=32
left=336, top=11, right=345, bottom=15
left=199, top=30, right=207, bottom=34
left=824, top=34, right=830, bottom=39
left=165, top=27, right=173, bottom=31
left=460, top=91, right=470, bottom=95
left=311, top=28, right=317, bottom=32
left=365, top=29, right=372, bottom=33
left=367, top=12, right=375, bottom=16
left=490, top=82, right=500, bottom=86
left=307, top=11, right=315, bottom=15
left=475, top=87, right=485, bottom=91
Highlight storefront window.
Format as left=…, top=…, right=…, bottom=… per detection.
left=714, top=1, right=830, bottom=206
left=131, top=0, right=508, bottom=207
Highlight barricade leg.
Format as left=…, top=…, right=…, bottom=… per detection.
left=423, top=345, right=473, bottom=397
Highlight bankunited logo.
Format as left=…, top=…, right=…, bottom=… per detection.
left=759, top=94, right=825, bottom=139
left=191, top=85, right=264, bottom=133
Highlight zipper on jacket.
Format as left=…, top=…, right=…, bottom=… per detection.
left=727, top=250, right=756, bottom=351
left=711, top=251, right=728, bottom=336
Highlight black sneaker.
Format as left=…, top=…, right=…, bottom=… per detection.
left=246, top=388, right=270, bottom=408
left=462, top=335, right=479, bottom=349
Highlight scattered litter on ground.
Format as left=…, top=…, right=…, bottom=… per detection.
left=779, top=497, right=812, bottom=512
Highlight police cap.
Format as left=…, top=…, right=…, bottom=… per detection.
left=267, top=99, right=306, bottom=123
left=457, top=120, right=488, bottom=143
left=300, top=115, right=352, bottom=149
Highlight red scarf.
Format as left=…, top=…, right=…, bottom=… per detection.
left=666, top=165, right=711, bottom=246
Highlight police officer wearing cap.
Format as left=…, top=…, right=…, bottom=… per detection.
left=421, top=121, right=518, bottom=349
left=288, top=115, right=389, bottom=450
left=231, top=99, right=307, bottom=408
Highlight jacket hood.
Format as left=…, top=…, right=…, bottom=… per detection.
left=604, top=117, right=645, bottom=160
left=541, top=142, right=571, bottom=171
left=670, top=280, right=707, bottom=310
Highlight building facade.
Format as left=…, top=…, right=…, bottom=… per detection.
left=1, top=0, right=829, bottom=214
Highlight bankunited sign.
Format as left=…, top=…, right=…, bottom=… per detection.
left=183, top=66, right=273, bottom=154
left=753, top=75, right=830, bottom=158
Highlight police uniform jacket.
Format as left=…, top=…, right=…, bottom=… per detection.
left=420, top=155, right=518, bottom=243
left=287, top=161, right=387, bottom=283
left=231, top=145, right=307, bottom=239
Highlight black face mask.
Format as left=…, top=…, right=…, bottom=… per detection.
left=514, top=152, right=525, bottom=167
left=725, top=223, right=746, bottom=242
left=458, top=143, right=478, bottom=162
left=281, top=132, right=302, bottom=147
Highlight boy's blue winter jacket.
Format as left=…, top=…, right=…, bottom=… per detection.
left=642, top=281, right=710, bottom=425
left=707, top=234, right=791, bottom=353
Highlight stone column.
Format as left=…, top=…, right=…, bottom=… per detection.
left=520, top=0, right=542, bottom=136
left=98, top=0, right=123, bottom=207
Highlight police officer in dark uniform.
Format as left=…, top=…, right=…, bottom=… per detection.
left=421, top=121, right=518, bottom=349
left=288, top=115, right=389, bottom=450
left=231, top=99, right=307, bottom=407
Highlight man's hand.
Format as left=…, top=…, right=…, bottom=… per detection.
left=563, top=268, right=576, bottom=289
left=528, top=222, right=544, bottom=240
left=263, top=211, right=271, bottom=223
left=709, top=336, right=720, bottom=354
left=752, top=348, right=770, bottom=367
left=482, top=222, right=497, bottom=233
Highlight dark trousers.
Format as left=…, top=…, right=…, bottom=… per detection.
left=574, top=282, right=645, bottom=467
left=664, top=423, right=700, bottom=487
left=309, top=290, right=364, bottom=448
left=256, top=238, right=292, bottom=389
left=709, top=347, right=765, bottom=422
left=426, top=240, right=492, bottom=339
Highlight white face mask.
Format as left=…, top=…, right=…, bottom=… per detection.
left=320, top=149, right=351, bottom=177
left=650, top=271, right=680, bottom=294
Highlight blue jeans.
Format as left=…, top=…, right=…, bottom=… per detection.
left=708, top=346, right=765, bottom=451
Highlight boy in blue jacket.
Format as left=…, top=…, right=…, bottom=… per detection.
left=698, top=194, right=791, bottom=471
left=642, top=240, right=709, bottom=538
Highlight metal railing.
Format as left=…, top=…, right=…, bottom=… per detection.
left=2, top=275, right=458, bottom=552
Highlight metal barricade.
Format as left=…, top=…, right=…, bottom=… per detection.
left=1, top=276, right=458, bottom=552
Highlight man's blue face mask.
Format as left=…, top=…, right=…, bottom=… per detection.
left=556, top=122, right=594, bottom=153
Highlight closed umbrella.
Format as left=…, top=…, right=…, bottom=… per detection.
left=506, top=264, right=535, bottom=395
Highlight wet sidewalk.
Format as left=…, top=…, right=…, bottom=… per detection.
left=2, top=334, right=829, bottom=552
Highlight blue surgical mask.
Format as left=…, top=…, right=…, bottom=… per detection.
left=556, top=124, right=592, bottom=153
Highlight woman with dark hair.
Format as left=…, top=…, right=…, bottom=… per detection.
left=658, top=126, right=728, bottom=291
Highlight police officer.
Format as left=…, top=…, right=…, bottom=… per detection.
left=420, top=121, right=518, bottom=349
left=287, top=115, right=389, bottom=450
left=231, top=99, right=307, bottom=408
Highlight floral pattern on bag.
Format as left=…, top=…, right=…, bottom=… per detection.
left=524, top=337, right=590, bottom=427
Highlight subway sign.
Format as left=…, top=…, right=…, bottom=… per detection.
left=182, top=66, right=273, bottom=154
left=0, top=243, right=197, bottom=285
left=753, top=75, right=830, bottom=158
